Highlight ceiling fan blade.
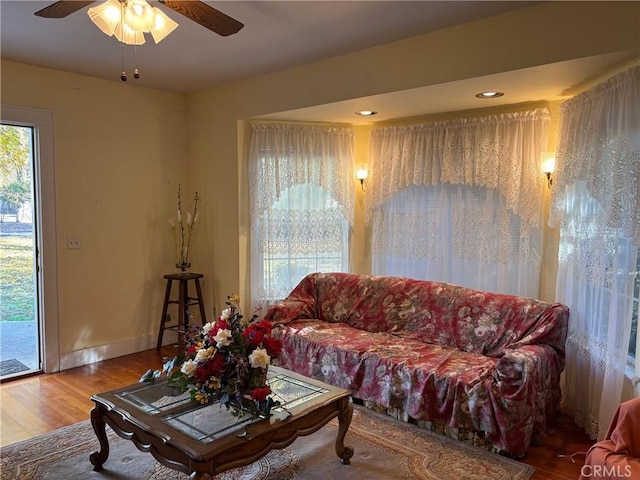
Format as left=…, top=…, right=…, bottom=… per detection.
left=34, top=1, right=96, bottom=18
left=159, top=1, right=243, bottom=37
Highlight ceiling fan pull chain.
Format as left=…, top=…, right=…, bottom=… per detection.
left=121, top=41, right=127, bottom=82
left=120, top=1, right=127, bottom=82
left=134, top=45, right=140, bottom=79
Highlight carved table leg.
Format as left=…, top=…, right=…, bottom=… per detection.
left=89, top=405, right=110, bottom=471
left=335, top=398, right=354, bottom=465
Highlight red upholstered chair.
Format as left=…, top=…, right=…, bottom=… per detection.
left=579, top=397, right=640, bottom=480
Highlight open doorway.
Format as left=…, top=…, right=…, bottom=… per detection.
left=1, top=105, right=58, bottom=380
left=0, top=124, right=41, bottom=379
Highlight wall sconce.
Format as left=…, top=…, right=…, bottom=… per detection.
left=542, top=153, right=556, bottom=188
left=356, top=168, right=368, bottom=191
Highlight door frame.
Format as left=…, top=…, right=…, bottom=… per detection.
left=2, top=104, right=59, bottom=373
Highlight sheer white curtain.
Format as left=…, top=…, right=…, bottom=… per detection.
left=368, top=109, right=549, bottom=297
left=550, top=66, right=640, bottom=439
left=249, top=123, right=355, bottom=310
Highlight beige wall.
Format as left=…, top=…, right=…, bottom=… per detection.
left=1, top=61, right=187, bottom=367
left=1, top=1, right=638, bottom=368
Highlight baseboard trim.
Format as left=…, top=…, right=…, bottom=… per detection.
left=59, top=332, right=178, bottom=371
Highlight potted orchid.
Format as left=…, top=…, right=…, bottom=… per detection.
left=169, top=184, right=199, bottom=271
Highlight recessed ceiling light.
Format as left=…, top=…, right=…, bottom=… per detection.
left=475, top=91, right=504, bottom=99
left=355, top=110, right=378, bottom=116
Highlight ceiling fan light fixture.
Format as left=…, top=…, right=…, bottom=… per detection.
left=87, top=0, right=122, bottom=36
left=124, top=0, right=155, bottom=32
left=149, top=7, right=179, bottom=44
left=88, top=0, right=178, bottom=45
left=114, top=22, right=146, bottom=45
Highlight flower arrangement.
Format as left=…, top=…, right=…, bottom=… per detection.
left=169, top=184, right=199, bottom=271
left=143, top=294, right=283, bottom=418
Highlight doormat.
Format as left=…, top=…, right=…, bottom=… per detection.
left=0, top=358, right=30, bottom=376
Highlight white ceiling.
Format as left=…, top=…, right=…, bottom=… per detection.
left=1, top=1, right=637, bottom=124
left=255, top=52, right=637, bottom=124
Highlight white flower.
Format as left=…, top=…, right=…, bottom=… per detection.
left=249, top=347, right=271, bottom=369
left=220, top=308, right=232, bottom=320
left=195, top=346, right=215, bottom=363
left=213, top=328, right=232, bottom=348
left=180, top=359, right=198, bottom=377
left=202, top=322, right=214, bottom=335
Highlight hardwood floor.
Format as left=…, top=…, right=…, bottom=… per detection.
left=0, top=347, right=594, bottom=479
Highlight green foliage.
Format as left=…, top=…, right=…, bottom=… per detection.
left=0, top=236, right=35, bottom=322
left=0, top=181, right=30, bottom=209
left=0, top=125, right=31, bottom=185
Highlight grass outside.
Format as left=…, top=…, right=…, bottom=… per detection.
left=0, top=236, right=35, bottom=322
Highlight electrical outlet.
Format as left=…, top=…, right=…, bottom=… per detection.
left=67, top=236, right=81, bottom=250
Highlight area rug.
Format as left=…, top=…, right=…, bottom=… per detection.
left=0, top=358, right=29, bottom=376
left=0, top=405, right=534, bottom=480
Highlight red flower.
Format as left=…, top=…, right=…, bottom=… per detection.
left=263, top=336, right=282, bottom=358
left=194, top=364, right=210, bottom=383
left=242, top=319, right=275, bottom=348
left=208, top=354, right=227, bottom=376
left=208, top=318, right=231, bottom=341
left=186, top=344, right=198, bottom=356
left=250, top=386, right=271, bottom=402
left=242, top=324, right=265, bottom=347
left=257, top=319, right=273, bottom=335
left=216, top=318, right=230, bottom=330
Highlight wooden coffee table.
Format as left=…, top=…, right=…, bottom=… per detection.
left=89, top=366, right=353, bottom=479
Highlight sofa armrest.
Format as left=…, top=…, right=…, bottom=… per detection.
left=495, top=344, right=562, bottom=400
left=263, top=300, right=318, bottom=326
left=490, top=344, right=564, bottom=451
left=263, top=273, right=319, bottom=326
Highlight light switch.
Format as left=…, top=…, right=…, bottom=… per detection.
left=67, top=236, right=81, bottom=250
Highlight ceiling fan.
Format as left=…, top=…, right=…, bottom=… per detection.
left=34, top=0, right=244, bottom=37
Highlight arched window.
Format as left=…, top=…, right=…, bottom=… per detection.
left=249, top=124, right=354, bottom=308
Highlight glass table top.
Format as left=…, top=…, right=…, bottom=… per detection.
left=115, top=368, right=330, bottom=443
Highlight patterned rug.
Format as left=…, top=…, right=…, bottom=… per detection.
left=0, top=358, right=29, bottom=377
left=0, top=405, right=534, bottom=480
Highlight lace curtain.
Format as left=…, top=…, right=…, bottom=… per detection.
left=249, top=123, right=355, bottom=308
left=551, top=66, right=640, bottom=440
left=368, top=109, right=549, bottom=297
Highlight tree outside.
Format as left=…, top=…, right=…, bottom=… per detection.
left=1, top=125, right=32, bottom=222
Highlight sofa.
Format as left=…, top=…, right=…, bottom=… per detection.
left=263, top=272, right=569, bottom=457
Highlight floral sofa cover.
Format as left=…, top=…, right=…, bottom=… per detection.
left=263, top=272, right=569, bottom=457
